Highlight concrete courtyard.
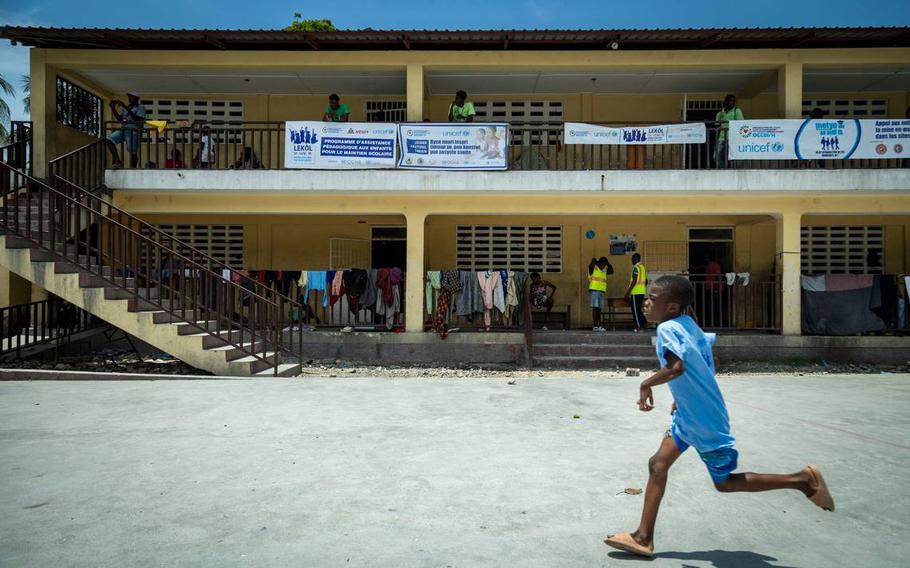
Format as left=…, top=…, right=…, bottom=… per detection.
left=1, top=374, right=908, bottom=567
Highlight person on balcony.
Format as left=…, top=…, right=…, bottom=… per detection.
left=714, top=94, right=743, bottom=169
left=323, top=94, right=350, bottom=122
left=106, top=91, right=146, bottom=169
left=197, top=124, right=216, bottom=169
left=448, top=91, right=476, bottom=123
left=231, top=147, right=261, bottom=170
left=165, top=149, right=185, bottom=169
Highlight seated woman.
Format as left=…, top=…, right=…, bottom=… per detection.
left=231, top=147, right=261, bottom=169
left=529, top=272, right=557, bottom=313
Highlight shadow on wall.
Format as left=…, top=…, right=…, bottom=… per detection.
left=609, top=549, right=800, bottom=568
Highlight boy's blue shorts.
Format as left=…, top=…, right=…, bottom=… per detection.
left=668, top=429, right=739, bottom=484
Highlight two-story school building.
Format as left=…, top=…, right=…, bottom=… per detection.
left=1, top=26, right=908, bottom=375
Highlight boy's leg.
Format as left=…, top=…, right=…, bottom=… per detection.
left=715, top=471, right=811, bottom=494
left=631, top=434, right=683, bottom=548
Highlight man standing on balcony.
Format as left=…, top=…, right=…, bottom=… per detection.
left=106, top=91, right=146, bottom=169
left=714, top=94, right=743, bottom=169
left=323, top=94, right=350, bottom=122
left=448, top=91, right=476, bottom=123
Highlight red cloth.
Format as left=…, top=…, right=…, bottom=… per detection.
left=705, top=261, right=722, bottom=291
left=377, top=268, right=393, bottom=306
left=165, top=158, right=185, bottom=169
left=826, top=274, right=874, bottom=291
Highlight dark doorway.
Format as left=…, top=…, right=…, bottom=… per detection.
left=688, top=227, right=735, bottom=328
left=371, top=226, right=407, bottom=270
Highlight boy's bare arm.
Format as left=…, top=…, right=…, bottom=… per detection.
left=638, top=351, right=685, bottom=412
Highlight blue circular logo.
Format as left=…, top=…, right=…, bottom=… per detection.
left=772, top=142, right=784, bottom=152
left=585, top=230, right=596, bottom=240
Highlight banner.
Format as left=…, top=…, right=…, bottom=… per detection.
left=284, top=121, right=397, bottom=169
left=398, top=123, right=509, bottom=170
left=728, top=119, right=910, bottom=160
left=564, top=122, right=706, bottom=145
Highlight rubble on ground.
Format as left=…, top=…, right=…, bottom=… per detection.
left=1, top=349, right=207, bottom=375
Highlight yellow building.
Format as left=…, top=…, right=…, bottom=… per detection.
left=1, top=27, right=909, bottom=374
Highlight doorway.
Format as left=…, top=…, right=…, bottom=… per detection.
left=371, top=226, right=407, bottom=270
left=688, top=227, right=734, bottom=328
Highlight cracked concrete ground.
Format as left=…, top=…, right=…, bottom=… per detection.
left=1, top=374, right=908, bottom=567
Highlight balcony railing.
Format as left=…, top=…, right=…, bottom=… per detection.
left=103, top=120, right=906, bottom=172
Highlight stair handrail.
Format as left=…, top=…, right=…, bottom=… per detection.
left=48, top=138, right=109, bottom=196
left=1, top=162, right=304, bottom=374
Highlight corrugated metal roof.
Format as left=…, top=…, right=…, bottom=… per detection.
left=2, top=26, right=909, bottom=51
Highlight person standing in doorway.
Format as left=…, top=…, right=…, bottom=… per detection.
left=589, top=256, right=613, bottom=332
left=323, top=94, right=350, bottom=122
left=714, top=94, right=743, bottom=169
left=624, top=253, right=648, bottom=332
left=448, top=90, right=476, bottom=123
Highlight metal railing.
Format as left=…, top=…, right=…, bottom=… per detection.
left=1, top=297, right=96, bottom=360
left=104, top=121, right=284, bottom=170
left=1, top=158, right=311, bottom=375
left=49, top=138, right=109, bottom=196
left=102, top=120, right=906, bottom=172
left=688, top=273, right=781, bottom=331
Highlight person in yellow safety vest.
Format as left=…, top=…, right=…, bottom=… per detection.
left=624, top=253, right=648, bottom=333
left=588, top=256, right=614, bottom=332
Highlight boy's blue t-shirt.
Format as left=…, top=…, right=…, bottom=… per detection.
left=655, top=315, right=735, bottom=453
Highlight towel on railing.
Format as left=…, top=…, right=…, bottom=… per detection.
left=145, top=120, right=168, bottom=135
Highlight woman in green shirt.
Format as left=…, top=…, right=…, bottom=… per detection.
left=714, top=94, right=743, bottom=169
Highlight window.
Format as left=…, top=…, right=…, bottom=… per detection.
left=456, top=225, right=562, bottom=272
left=329, top=238, right=370, bottom=269
left=141, top=98, right=244, bottom=142
left=641, top=241, right=688, bottom=272
left=143, top=225, right=245, bottom=268
left=473, top=101, right=563, bottom=146
left=802, top=99, right=888, bottom=118
left=801, top=225, right=884, bottom=274
left=56, top=77, right=102, bottom=137
left=364, top=101, right=407, bottom=122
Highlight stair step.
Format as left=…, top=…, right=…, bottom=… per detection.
left=254, top=363, right=301, bottom=377
left=533, top=332, right=654, bottom=345
left=533, top=344, right=656, bottom=357
left=532, top=355, right=657, bottom=370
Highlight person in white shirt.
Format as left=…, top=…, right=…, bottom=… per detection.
left=197, top=124, right=215, bottom=168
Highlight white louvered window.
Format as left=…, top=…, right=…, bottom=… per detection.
left=801, top=226, right=884, bottom=274
left=456, top=225, right=562, bottom=272
left=473, top=101, right=563, bottom=145
left=642, top=241, right=688, bottom=272
left=801, top=99, right=888, bottom=118
left=364, top=100, right=407, bottom=122
left=140, top=98, right=244, bottom=142
left=143, top=225, right=245, bottom=268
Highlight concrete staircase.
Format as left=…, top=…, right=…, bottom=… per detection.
left=0, top=176, right=301, bottom=377
left=532, top=331, right=658, bottom=370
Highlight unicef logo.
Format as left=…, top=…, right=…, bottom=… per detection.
left=739, top=126, right=752, bottom=138
left=569, top=130, right=575, bottom=136
left=407, top=129, right=413, bottom=136
left=771, top=142, right=784, bottom=152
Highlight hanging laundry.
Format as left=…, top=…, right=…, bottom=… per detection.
left=425, top=271, right=441, bottom=315
left=505, top=270, right=519, bottom=321
left=477, top=271, right=502, bottom=329
left=360, top=269, right=378, bottom=310
left=455, top=270, right=481, bottom=316
left=329, top=270, right=345, bottom=307
left=344, top=269, right=370, bottom=312
left=441, top=270, right=462, bottom=295
left=801, top=274, right=826, bottom=292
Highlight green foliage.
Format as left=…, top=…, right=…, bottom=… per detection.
left=0, top=72, right=15, bottom=141
left=285, top=13, right=335, bottom=32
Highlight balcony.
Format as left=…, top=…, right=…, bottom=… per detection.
left=105, top=120, right=907, bottom=173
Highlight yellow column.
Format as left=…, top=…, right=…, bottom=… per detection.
left=30, top=52, right=49, bottom=178
left=777, top=62, right=804, bottom=119
left=777, top=210, right=802, bottom=335
left=404, top=211, right=426, bottom=332
left=406, top=63, right=425, bottom=122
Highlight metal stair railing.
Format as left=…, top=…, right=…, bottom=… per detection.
left=1, top=160, right=306, bottom=375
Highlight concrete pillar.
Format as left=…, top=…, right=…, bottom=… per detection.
left=404, top=212, right=426, bottom=332
left=777, top=62, right=804, bottom=119
left=406, top=63, right=425, bottom=122
left=777, top=211, right=802, bottom=335
left=30, top=53, right=49, bottom=178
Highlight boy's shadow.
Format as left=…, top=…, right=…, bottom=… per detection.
left=608, top=549, right=799, bottom=568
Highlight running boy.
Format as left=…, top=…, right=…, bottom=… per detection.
left=604, top=275, right=834, bottom=558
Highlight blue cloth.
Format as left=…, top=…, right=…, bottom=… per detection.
left=669, top=431, right=739, bottom=483
left=499, top=270, right=509, bottom=299
left=589, top=290, right=604, bottom=309
left=325, top=270, right=336, bottom=307
left=305, top=271, right=328, bottom=307
left=656, top=315, right=735, bottom=456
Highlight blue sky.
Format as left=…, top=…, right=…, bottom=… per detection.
left=2, top=0, right=910, bottom=122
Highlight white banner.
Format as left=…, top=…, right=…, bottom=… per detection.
left=284, top=121, right=397, bottom=169
left=398, top=123, right=509, bottom=170
left=564, top=122, right=707, bottom=145
left=728, top=119, right=910, bottom=160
